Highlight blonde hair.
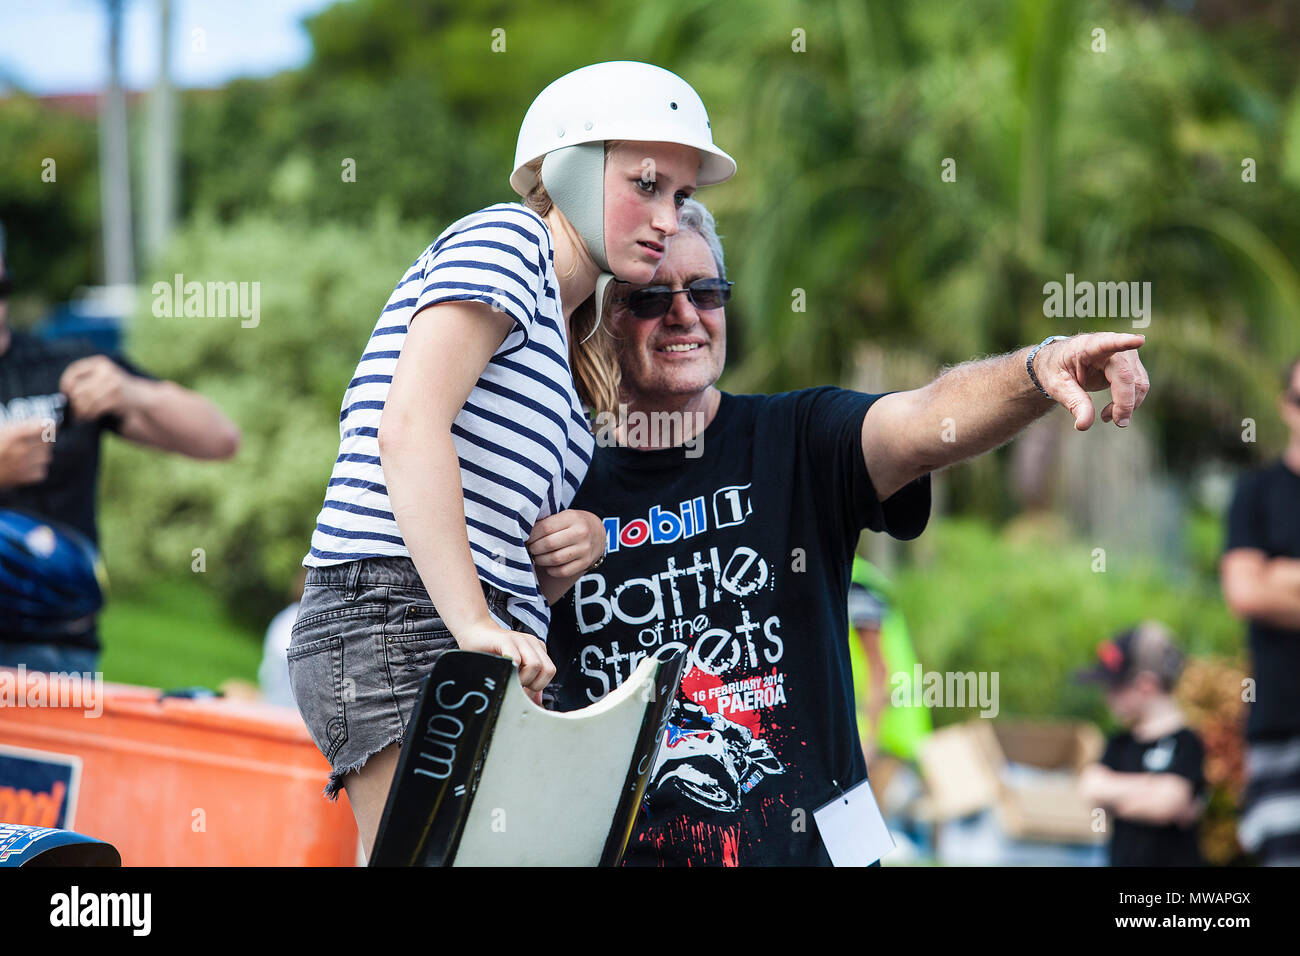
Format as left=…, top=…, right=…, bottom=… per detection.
left=521, top=147, right=622, bottom=420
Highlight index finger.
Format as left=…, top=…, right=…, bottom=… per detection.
left=1078, top=332, right=1146, bottom=360
left=527, top=524, right=582, bottom=555
left=526, top=511, right=574, bottom=545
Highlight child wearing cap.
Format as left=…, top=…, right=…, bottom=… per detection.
left=1077, top=621, right=1208, bottom=866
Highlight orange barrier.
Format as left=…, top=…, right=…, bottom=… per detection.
left=0, top=668, right=358, bottom=865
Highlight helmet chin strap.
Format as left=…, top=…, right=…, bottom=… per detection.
left=541, top=144, right=619, bottom=344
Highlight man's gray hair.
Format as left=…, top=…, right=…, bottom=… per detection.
left=678, top=198, right=726, bottom=280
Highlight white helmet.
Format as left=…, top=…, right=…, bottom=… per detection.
left=510, top=61, right=736, bottom=196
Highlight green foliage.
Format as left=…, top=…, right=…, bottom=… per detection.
left=1185, top=504, right=1228, bottom=582
left=0, top=94, right=100, bottom=308
left=180, top=68, right=500, bottom=231
left=98, top=577, right=262, bottom=688
left=179, top=0, right=625, bottom=233
left=618, top=0, right=1300, bottom=471
left=892, top=517, right=1244, bottom=730
left=98, top=211, right=434, bottom=628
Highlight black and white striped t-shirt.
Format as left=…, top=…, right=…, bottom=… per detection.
left=304, top=203, right=595, bottom=640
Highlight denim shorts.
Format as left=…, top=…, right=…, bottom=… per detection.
left=287, top=555, right=530, bottom=802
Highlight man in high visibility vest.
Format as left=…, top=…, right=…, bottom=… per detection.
left=848, top=557, right=931, bottom=764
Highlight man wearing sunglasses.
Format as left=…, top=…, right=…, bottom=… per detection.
left=0, top=221, right=241, bottom=673
left=1220, top=356, right=1300, bottom=866
left=541, top=197, right=1149, bottom=866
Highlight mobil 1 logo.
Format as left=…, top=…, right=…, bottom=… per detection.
left=714, top=484, right=752, bottom=529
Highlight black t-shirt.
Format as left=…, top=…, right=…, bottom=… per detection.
left=1223, top=459, right=1300, bottom=742
left=1099, top=727, right=1206, bottom=867
left=0, top=329, right=148, bottom=647
left=547, top=388, right=932, bottom=866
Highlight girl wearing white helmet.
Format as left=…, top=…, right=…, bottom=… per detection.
left=289, top=61, right=735, bottom=853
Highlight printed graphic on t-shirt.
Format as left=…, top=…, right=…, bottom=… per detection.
left=647, top=699, right=785, bottom=815
left=551, top=388, right=932, bottom=866
left=0, top=392, right=66, bottom=428
left=1142, top=736, right=1176, bottom=772
left=572, top=481, right=808, bottom=857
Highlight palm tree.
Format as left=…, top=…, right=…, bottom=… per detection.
left=627, top=0, right=1300, bottom=498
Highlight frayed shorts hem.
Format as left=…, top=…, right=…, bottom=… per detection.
left=287, top=556, right=513, bottom=801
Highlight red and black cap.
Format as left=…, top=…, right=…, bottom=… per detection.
left=1075, top=621, right=1184, bottom=690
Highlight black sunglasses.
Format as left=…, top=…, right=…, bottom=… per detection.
left=1286, top=391, right=1300, bottom=408
left=618, top=278, right=733, bottom=319
left=0, top=276, right=10, bottom=300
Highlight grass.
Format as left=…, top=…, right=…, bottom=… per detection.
left=98, top=578, right=265, bottom=690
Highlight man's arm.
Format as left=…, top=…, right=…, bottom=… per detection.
left=1221, top=549, right=1300, bottom=631
left=860, top=333, right=1148, bottom=501
left=60, top=355, right=239, bottom=459
left=1079, top=762, right=1201, bottom=826
left=115, top=379, right=240, bottom=459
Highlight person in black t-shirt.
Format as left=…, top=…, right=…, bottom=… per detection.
left=1077, top=622, right=1206, bottom=866
left=1220, top=354, right=1300, bottom=866
left=533, top=198, right=1152, bottom=866
left=0, top=224, right=241, bottom=671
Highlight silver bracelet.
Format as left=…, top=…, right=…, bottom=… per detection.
left=587, top=535, right=608, bottom=571
left=1026, top=335, right=1068, bottom=400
